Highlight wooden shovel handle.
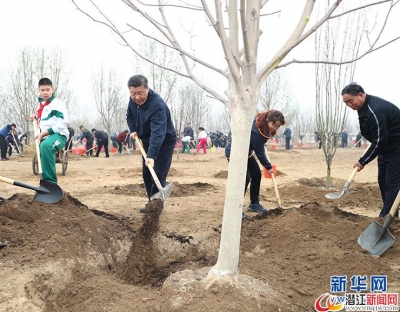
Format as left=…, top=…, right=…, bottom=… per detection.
left=270, top=173, right=282, bottom=207
left=136, top=137, right=163, bottom=191
left=347, top=167, right=359, bottom=183
left=32, top=119, right=43, bottom=174
left=11, top=132, right=21, bottom=154
left=0, top=176, right=15, bottom=185
left=389, top=191, right=400, bottom=218
left=265, top=146, right=282, bottom=208
left=348, top=145, right=371, bottom=182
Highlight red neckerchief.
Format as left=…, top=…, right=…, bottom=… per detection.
left=37, top=101, right=51, bottom=120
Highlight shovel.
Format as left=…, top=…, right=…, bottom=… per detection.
left=31, top=119, right=64, bottom=203
left=325, top=167, right=359, bottom=199
left=8, top=143, right=20, bottom=156
left=11, top=131, right=22, bottom=156
left=0, top=175, right=62, bottom=204
left=264, top=147, right=290, bottom=210
left=325, top=145, right=371, bottom=199
left=136, top=137, right=173, bottom=201
left=357, top=190, right=400, bottom=256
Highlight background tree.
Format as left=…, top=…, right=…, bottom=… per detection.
left=92, top=67, right=126, bottom=135
left=292, top=106, right=315, bottom=146
left=258, top=70, right=294, bottom=113
left=73, top=0, right=399, bottom=288
left=315, top=1, right=364, bottom=188
left=0, top=47, right=72, bottom=137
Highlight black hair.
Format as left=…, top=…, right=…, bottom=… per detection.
left=38, top=78, right=53, bottom=87
left=127, top=75, right=148, bottom=88
left=91, top=128, right=97, bottom=132
left=341, top=82, right=365, bottom=96
left=199, top=127, right=205, bottom=131
left=11, top=123, right=16, bottom=128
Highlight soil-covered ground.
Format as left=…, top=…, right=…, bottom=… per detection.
left=1, top=144, right=399, bottom=311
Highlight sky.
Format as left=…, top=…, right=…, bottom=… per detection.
left=0, top=0, right=399, bottom=127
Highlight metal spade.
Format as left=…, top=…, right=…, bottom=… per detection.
left=357, top=190, right=400, bottom=256
left=325, top=167, right=359, bottom=199
left=136, top=137, right=173, bottom=201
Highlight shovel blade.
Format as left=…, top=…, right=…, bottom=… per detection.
left=358, top=221, right=396, bottom=256
left=150, top=182, right=173, bottom=201
left=325, top=190, right=357, bottom=199
left=34, top=179, right=64, bottom=204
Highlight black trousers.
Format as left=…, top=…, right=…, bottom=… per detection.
left=142, top=140, right=175, bottom=199
left=96, top=140, right=109, bottom=157
left=0, top=135, right=7, bottom=159
left=117, top=141, right=124, bottom=153
left=244, top=155, right=262, bottom=204
left=86, top=140, right=93, bottom=156
left=378, top=147, right=400, bottom=217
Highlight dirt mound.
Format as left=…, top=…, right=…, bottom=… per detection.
left=170, top=182, right=217, bottom=197
left=241, top=205, right=400, bottom=310
left=214, top=170, right=228, bottom=178
left=110, top=183, right=147, bottom=196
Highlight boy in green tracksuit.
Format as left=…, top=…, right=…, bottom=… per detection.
left=30, top=78, right=69, bottom=184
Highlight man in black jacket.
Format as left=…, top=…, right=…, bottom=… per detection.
left=92, top=128, right=110, bottom=157
left=126, top=74, right=176, bottom=213
left=342, top=83, right=400, bottom=217
left=79, top=125, right=94, bottom=156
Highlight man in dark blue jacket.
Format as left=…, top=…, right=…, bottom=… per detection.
left=0, top=123, right=16, bottom=161
left=342, top=83, right=400, bottom=217
left=283, top=126, right=291, bottom=150
left=126, top=74, right=176, bottom=213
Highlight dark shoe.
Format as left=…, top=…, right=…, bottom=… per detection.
left=105, top=155, right=109, bottom=158
left=140, top=207, right=147, bottom=213
left=1, top=158, right=8, bottom=161
left=248, top=203, right=267, bottom=213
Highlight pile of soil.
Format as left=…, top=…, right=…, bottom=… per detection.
left=1, top=177, right=400, bottom=311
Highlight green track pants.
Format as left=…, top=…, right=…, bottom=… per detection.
left=40, top=134, right=67, bottom=184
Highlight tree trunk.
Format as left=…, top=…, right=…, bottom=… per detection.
left=205, top=103, right=255, bottom=287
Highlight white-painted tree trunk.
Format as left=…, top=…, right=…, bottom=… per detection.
left=205, top=102, right=257, bottom=287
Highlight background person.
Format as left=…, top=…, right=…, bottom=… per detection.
left=183, top=122, right=195, bottom=149
left=92, top=128, right=110, bottom=157
left=195, top=127, right=208, bottom=154
left=79, top=125, right=94, bottom=156
left=126, top=74, right=176, bottom=213
left=181, top=135, right=191, bottom=154
left=0, top=123, right=16, bottom=161
left=341, top=130, right=348, bottom=148
left=66, top=125, right=75, bottom=151
left=116, top=130, right=129, bottom=154
left=283, top=126, right=291, bottom=150
left=342, top=83, right=400, bottom=217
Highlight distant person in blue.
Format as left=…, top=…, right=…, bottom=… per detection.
left=126, top=74, right=177, bottom=213
left=341, top=130, right=348, bottom=148
left=0, top=123, right=16, bottom=160
left=283, top=126, right=291, bottom=150
left=225, top=110, right=286, bottom=219
left=342, top=83, right=400, bottom=217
